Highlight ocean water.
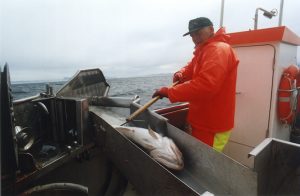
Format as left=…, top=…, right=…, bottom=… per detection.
left=11, top=74, right=176, bottom=109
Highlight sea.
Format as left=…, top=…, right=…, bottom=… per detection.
left=11, top=74, right=177, bottom=110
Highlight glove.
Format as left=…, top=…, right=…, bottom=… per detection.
left=173, top=72, right=184, bottom=83
left=152, top=87, right=169, bottom=99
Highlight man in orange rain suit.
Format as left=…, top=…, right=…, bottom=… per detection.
left=152, top=17, right=239, bottom=152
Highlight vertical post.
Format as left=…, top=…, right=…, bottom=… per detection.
left=254, top=8, right=259, bottom=30
left=219, top=0, right=225, bottom=28
left=278, top=0, right=284, bottom=26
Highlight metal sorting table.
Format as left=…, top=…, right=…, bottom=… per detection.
left=89, top=104, right=258, bottom=195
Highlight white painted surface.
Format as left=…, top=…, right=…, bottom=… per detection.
left=232, top=45, right=274, bottom=147
left=268, top=43, right=298, bottom=140
left=224, top=44, right=275, bottom=167
left=224, top=42, right=299, bottom=168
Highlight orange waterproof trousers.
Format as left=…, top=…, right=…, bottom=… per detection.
left=192, top=129, right=231, bottom=152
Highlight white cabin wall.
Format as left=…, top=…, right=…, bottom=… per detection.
left=224, top=42, right=299, bottom=168
left=268, top=43, right=298, bottom=140
left=223, top=44, right=275, bottom=168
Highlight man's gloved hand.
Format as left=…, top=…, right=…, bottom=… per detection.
left=173, top=72, right=184, bottom=83
left=152, top=87, right=168, bottom=99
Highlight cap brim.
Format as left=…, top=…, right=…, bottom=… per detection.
left=183, top=32, right=190, bottom=36
left=182, top=27, right=203, bottom=37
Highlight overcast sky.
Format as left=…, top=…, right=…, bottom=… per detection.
left=1, top=0, right=300, bottom=81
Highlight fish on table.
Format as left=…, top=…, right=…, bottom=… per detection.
left=114, top=125, right=184, bottom=171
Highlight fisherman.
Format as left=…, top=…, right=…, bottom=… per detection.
left=152, top=17, right=239, bottom=152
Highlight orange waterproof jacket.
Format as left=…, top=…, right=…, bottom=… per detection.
left=168, top=28, right=239, bottom=133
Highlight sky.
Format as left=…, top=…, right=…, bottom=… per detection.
left=0, top=0, right=300, bottom=81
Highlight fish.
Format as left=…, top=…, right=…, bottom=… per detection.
left=114, top=126, right=184, bottom=171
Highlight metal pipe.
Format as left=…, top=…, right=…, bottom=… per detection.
left=278, top=0, right=284, bottom=26
left=219, top=0, right=225, bottom=28
left=13, top=94, right=40, bottom=105
left=254, top=7, right=277, bottom=30
left=254, top=8, right=259, bottom=30
left=22, top=183, right=88, bottom=195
